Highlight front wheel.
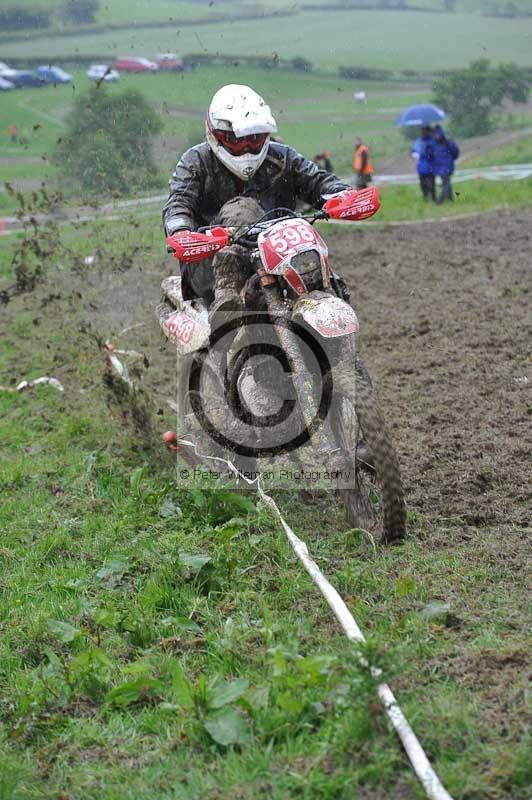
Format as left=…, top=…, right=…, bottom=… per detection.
left=331, top=361, right=406, bottom=544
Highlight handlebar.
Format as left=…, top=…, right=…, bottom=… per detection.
left=166, top=188, right=380, bottom=261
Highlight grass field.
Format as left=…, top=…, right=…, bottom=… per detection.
left=10, top=0, right=532, bottom=28
left=10, top=0, right=291, bottom=25
left=5, top=0, right=286, bottom=29
left=2, top=10, right=532, bottom=71
left=302, top=0, right=532, bottom=11
left=375, top=175, right=532, bottom=220
left=463, top=135, right=532, bottom=167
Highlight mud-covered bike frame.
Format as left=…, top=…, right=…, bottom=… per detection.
left=161, top=187, right=406, bottom=542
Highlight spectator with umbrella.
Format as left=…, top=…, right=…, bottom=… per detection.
left=433, top=125, right=460, bottom=204
left=411, top=126, right=436, bottom=202
left=395, top=104, right=447, bottom=202
left=395, top=103, right=447, bottom=129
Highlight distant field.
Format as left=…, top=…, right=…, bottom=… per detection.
left=2, top=10, right=532, bottom=71
left=2, top=59, right=532, bottom=217
left=2, top=52, right=532, bottom=222
left=96, top=0, right=238, bottom=24
left=100, top=0, right=296, bottom=25
left=0, top=65, right=429, bottom=209
left=302, top=0, right=532, bottom=11
left=10, top=0, right=532, bottom=25
left=4, top=0, right=274, bottom=24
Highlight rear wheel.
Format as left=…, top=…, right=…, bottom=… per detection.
left=331, top=361, right=406, bottom=544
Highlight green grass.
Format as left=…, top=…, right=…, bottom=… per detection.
left=371, top=175, right=532, bottom=221
left=10, top=0, right=532, bottom=26
left=459, top=0, right=532, bottom=9
left=1, top=9, right=531, bottom=70
left=5, top=0, right=288, bottom=29
left=0, top=212, right=530, bottom=798
left=96, top=0, right=240, bottom=24
left=302, top=0, right=532, bottom=11
left=463, top=135, right=532, bottom=167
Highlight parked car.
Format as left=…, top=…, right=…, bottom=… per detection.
left=87, top=64, right=120, bottom=82
left=0, top=76, right=15, bottom=91
left=156, top=53, right=185, bottom=72
left=0, top=62, right=11, bottom=72
left=112, top=57, right=158, bottom=73
left=36, top=65, right=72, bottom=84
left=0, top=70, right=44, bottom=88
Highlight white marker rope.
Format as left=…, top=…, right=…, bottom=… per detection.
left=0, top=376, right=64, bottom=393
left=104, top=342, right=147, bottom=389
left=258, top=490, right=453, bottom=800
left=175, top=437, right=453, bottom=800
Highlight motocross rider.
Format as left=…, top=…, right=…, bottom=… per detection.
left=163, top=84, right=353, bottom=332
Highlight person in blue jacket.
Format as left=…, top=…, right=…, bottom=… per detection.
left=411, top=126, right=435, bottom=202
left=433, top=125, right=460, bottom=204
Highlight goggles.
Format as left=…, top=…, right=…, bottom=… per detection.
left=212, top=127, right=269, bottom=155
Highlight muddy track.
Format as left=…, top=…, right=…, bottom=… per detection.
left=332, top=208, right=531, bottom=532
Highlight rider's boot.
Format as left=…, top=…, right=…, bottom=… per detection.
left=208, top=245, right=248, bottom=342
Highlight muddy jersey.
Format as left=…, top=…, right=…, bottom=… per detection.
left=163, top=141, right=351, bottom=234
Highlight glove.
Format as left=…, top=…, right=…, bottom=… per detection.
left=165, top=214, right=194, bottom=236
left=166, top=217, right=192, bottom=252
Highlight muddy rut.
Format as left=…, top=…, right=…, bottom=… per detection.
left=332, top=209, right=531, bottom=533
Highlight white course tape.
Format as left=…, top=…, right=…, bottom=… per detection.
left=258, top=489, right=453, bottom=800
left=0, top=376, right=64, bottom=393
left=104, top=341, right=147, bottom=390
left=175, top=437, right=453, bottom=800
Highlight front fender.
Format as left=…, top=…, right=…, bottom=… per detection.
left=292, top=291, right=359, bottom=338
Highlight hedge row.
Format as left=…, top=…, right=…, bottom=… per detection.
left=2, top=52, right=306, bottom=72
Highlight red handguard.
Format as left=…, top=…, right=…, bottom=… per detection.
left=166, top=227, right=230, bottom=263
left=323, top=187, right=380, bottom=221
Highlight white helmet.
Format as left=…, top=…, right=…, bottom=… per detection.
left=206, top=84, right=277, bottom=181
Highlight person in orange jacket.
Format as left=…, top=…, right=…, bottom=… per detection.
left=352, top=136, right=373, bottom=189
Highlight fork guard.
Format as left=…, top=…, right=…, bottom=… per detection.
left=292, top=291, right=360, bottom=338
left=157, top=275, right=210, bottom=354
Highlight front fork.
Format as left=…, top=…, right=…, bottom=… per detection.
left=261, top=284, right=340, bottom=459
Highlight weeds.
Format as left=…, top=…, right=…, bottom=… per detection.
left=2, top=184, right=66, bottom=302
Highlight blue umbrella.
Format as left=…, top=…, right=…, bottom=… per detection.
left=394, top=104, right=447, bottom=128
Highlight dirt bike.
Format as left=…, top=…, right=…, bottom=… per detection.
left=158, top=187, right=406, bottom=543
